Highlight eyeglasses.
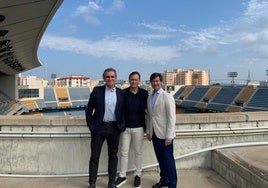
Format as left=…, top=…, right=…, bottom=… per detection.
left=105, top=76, right=115, bottom=78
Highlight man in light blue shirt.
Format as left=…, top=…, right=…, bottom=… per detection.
left=85, top=68, right=126, bottom=188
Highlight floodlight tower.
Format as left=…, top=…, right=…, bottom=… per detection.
left=228, top=72, right=238, bottom=86
left=246, top=70, right=251, bottom=85
left=51, top=73, right=56, bottom=87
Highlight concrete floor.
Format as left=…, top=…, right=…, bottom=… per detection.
left=0, top=169, right=232, bottom=188
left=1, top=145, right=267, bottom=188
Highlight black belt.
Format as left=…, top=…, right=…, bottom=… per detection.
left=102, top=121, right=117, bottom=126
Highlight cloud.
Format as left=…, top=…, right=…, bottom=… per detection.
left=106, top=0, right=125, bottom=14
left=72, top=0, right=125, bottom=24
left=43, top=0, right=268, bottom=66
left=244, top=0, right=268, bottom=17
left=178, top=0, right=268, bottom=58
left=134, top=33, right=172, bottom=40
left=40, top=35, right=180, bottom=64
left=74, top=1, right=103, bottom=16
left=72, top=1, right=102, bottom=24
left=138, top=22, right=177, bottom=33
left=82, top=14, right=101, bottom=25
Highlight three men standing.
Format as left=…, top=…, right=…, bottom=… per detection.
left=86, top=69, right=177, bottom=188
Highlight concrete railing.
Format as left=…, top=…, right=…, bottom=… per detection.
left=0, top=112, right=267, bottom=177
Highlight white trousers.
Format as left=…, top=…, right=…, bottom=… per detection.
left=119, top=127, right=144, bottom=177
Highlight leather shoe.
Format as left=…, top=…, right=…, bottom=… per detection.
left=88, top=184, right=96, bottom=188
left=152, top=181, right=168, bottom=188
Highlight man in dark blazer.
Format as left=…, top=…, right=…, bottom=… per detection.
left=85, top=68, right=125, bottom=188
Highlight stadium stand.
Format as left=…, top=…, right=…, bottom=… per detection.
left=54, top=87, right=72, bottom=107
left=206, top=103, right=229, bottom=112
left=245, top=88, right=268, bottom=109
left=185, top=86, right=210, bottom=101
left=44, top=87, right=57, bottom=101
left=173, top=86, right=186, bottom=99
left=227, top=105, right=242, bottom=112
left=55, top=87, right=69, bottom=100
left=173, top=86, right=186, bottom=106
left=35, top=99, right=46, bottom=109
left=202, top=86, right=221, bottom=102
left=18, top=87, right=91, bottom=115
left=5, top=84, right=268, bottom=115
left=21, top=99, right=38, bottom=110
left=210, top=87, right=242, bottom=104
left=0, top=90, right=25, bottom=115
left=178, top=86, right=195, bottom=100
left=68, top=87, right=90, bottom=107
left=44, top=87, right=58, bottom=109
left=234, top=86, right=257, bottom=106
left=180, top=100, right=198, bottom=108
left=195, top=102, right=207, bottom=110
left=174, top=85, right=268, bottom=113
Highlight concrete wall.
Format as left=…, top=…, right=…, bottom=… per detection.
left=0, top=112, right=267, bottom=176
left=0, top=74, right=18, bottom=100
left=212, top=148, right=268, bottom=188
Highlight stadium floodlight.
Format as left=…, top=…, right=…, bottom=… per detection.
left=227, top=72, right=238, bottom=86
left=51, top=74, right=57, bottom=79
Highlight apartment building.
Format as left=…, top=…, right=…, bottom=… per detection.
left=55, top=75, right=90, bottom=87
left=163, top=69, right=209, bottom=86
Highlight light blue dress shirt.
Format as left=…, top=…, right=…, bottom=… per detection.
left=151, top=88, right=162, bottom=109
left=103, top=85, right=117, bottom=122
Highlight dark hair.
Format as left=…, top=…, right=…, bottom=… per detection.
left=128, top=71, right=141, bottom=80
left=150, top=72, right=163, bottom=82
left=102, top=68, right=117, bottom=79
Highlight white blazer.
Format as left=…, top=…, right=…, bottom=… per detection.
left=147, top=89, right=176, bottom=140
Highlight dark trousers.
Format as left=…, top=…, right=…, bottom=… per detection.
left=89, top=122, right=120, bottom=184
left=152, top=133, right=177, bottom=188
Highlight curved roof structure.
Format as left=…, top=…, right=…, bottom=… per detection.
left=0, top=0, right=63, bottom=76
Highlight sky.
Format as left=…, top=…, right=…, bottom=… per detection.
left=22, top=0, right=268, bottom=83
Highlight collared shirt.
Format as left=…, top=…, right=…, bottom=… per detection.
left=103, top=85, right=117, bottom=122
left=150, top=88, right=162, bottom=109
left=125, top=87, right=143, bottom=128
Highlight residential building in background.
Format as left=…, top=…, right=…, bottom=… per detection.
left=163, top=69, right=209, bottom=86
left=18, top=75, right=48, bottom=88
left=54, top=75, right=90, bottom=87
left=18, top=75, right=47, bottom=99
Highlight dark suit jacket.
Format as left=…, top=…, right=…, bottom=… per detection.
left=85, top=85, right=125, bottom=135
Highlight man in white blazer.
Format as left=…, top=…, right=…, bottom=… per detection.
left=146, top=73, right=177, bottom=188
